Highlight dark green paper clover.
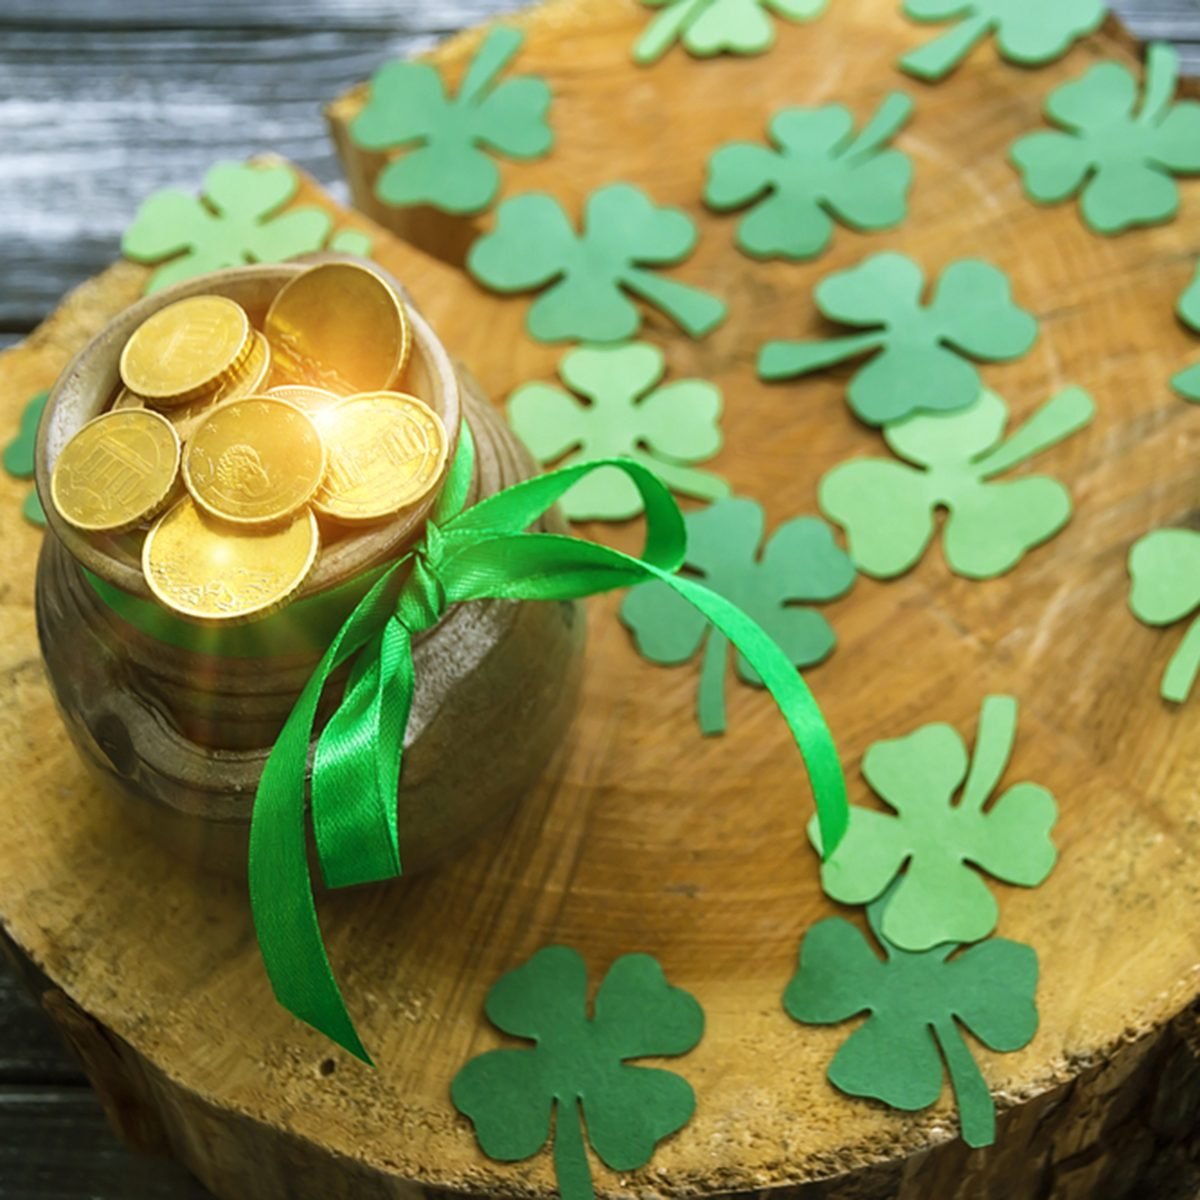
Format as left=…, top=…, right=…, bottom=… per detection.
left=350, top=27, right=552, bottom=216
left=705, top=94, right=914, bottom=262
left=633, top=0, right=828, bottom=67
left=1174, top=263, right=1200, bottom=401
left=758, top=252, right=1038, bottom=425
left=819, top=387, right=1094, bottom=580
left=467, top=184, right=728, bottom=344
left=1010, top=43, right=1200, bottom=236
left=899, top=0, right=1105, bottom=82
left=1129, top=529, right=1200, bottom=703
left=784, top=893, right=1039, bottom=1149
left=620, top=497, right=855, bottom=735
left=121, top=161, right=333, bottom=294
left=808, top=695, right=1058, bottom=951
left=4, top=390, right=49, bottom=528
left=452, top=946, right=704, bottom=1200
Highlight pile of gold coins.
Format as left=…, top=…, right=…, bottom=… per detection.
left=49, top=262, right=449, bottom=623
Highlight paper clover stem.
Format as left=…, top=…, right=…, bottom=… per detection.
left=846, top=92, right=916, bottom=161
left=630, top=450, right=731, bottom=503
left=973, top=387, right=1095, bottom=479
left=758, top=331, right=886, bottom=380
left=633, top=0, right=710, bottom=65
left=933, top=1016, right=995, bottom=1149
left=697, top=628, right=730, bottom=735
left=553, top=1099, right=596, bottom=1200
left=1139, top=43, right=1178, bottom=126
left=960, top=695, right=1018, bottom=812
left=623, top=267, right=728, bottom=338
left=460, top=26, right=524, bottom=104
left=1163, top=615, right=1200, bottom=703
left=900, top=12, right=993, bottom=82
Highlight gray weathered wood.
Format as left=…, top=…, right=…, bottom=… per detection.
left=0, top=967, right=83, bottom=1086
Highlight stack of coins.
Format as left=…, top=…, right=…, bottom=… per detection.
left=50, top=262, right=450, bottom=624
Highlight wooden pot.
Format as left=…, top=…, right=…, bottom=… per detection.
left=32, top=262, right=585, bottom=879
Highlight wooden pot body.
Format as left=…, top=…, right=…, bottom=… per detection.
left=32, top=263, right=585, bottom=878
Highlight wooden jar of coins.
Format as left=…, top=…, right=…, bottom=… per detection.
left=34, top=259, right=584, bottom=878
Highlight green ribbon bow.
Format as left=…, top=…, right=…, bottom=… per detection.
left=249, top=424, right=848, bottom=1063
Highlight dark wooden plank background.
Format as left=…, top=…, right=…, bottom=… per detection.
left=0, top=1, right=1196, bottom=1197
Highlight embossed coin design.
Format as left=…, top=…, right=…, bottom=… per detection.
left=264, top=262, right=411, bottom=396
left=264, top=384, right=341, bottom=413
left=143, top=500, right=319, bottom=623
left=119, top=295, right=251, bottom=403
left=313, top=391, right=448, bottom=524
left=183, top=396, right=326, bottom=526
left=51, top=409, right=181, bottom=534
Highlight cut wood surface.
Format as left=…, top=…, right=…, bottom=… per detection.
left=3, top=1, right=1200, bottom=1199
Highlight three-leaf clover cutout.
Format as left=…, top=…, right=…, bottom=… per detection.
left=508, top=343, right=729, bottom=521
left=1129, top=529, right=1200, bottom=703
left=819, top=387, right=1095, bottom=580
left=705, top=94, right=914, bottom=262
left=758, top=252, right=1038, bottom=425
left=4, top=389, right=49, bottom=527
left=899, top=0, right=1105, bottom=82
left=121, top=161, right=334, bottom=294
left=1174, top=263, right=1200, bottom=402
left=620, top=497, right=855, bottom=734
left=784, top=892, right=1040, bottom=1148
left=809, top=695, right=1058, bottom=951
left=452, top=946, right=704, bottom=1200
left=633, top=0, right=828, bottom=67
left=350, top=27, right=553, bottom=215
left=1010, top=43, right=1200, bottom=236
left=468, top=184, right=728, bottom=343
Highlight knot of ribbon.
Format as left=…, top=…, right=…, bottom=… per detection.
left=248, top=423, right=849, bottom=1064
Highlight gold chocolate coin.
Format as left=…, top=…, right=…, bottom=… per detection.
left=182, top=396, right=325, bottom=527
left=143, top=499, right=319, bottom=624
left=264, top=262, right=411, bottom=396
left=313, top=391, right=447, bottom=525
left=119, top=295, right=251, bottom=404
left=264, top=384, right=340, bottom=413
left=51, top=409, right=180, bottom=534
left=163, top=331, right=275, bottom=444
left=110, top=387, right=145, bottom=412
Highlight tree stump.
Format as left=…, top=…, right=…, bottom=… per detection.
left=3, top=2, right=1200, bottom=1198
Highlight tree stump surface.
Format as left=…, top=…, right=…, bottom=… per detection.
left=3, top=2, right=1200, bottom=1198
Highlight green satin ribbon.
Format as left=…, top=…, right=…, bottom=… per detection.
left=248, top=423, right=848, bottom=1063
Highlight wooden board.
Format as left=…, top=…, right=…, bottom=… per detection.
left=2, top=2, right=1200, bottom=1198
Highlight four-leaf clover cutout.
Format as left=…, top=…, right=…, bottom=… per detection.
left=705, top=94, right=914, bottom=262
left=468, top=184, right=728, bottom=343
left=633, top=0, right=829, bottom=67
left=4, top=389, right=49, bottom=527
left=809, top=695, right=1058, bottom=951
left=1010, top=43, right=1200, bottom=235
left=758, top=252, right=1038, bottom=425
left=452, top=946, right=704, bottom=1200
left=1129, top=529, right=1200, bottom=703
left=819, top=387, right=1095, bottom=580
left=350, top=27, right=553, bottom=215
left=121, top=161, right=334, bottom=294
left=621, top=497, right=855, bottom=734
left=784, top=892, right=1040, bottom=1148
left=1174, top=263, right=1200, bottom=402
left=899, top=0, right=1105, bottom=82
left=508, top=343, right=729, bottom=521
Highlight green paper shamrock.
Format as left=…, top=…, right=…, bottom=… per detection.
left=784, top=893, right=1039, bottom=1148
left=350, top=27, right=553, bottom=216
left=467, top=184, right=728, bottom=343
left=758, top=252, right=1038, bottom=425
left=1173, top=264, right=1200, bottom=401
left=327, top=228, right=373, bottom=258
left=620, top=497, right=855, bottom=734
left=121, top=161, right=334, bottom=294
left=452, top=946, right=704, bottom=1200
left=633, top=0, right=828, bottom=67
left=704, top=94, right=914, bottom=262
left=1010, top=44, right=1200, bottom=236
left=1129, top=529, right=1200, bottom=703
left=809, top=695, right=1058, bottom=951
left=819, top=387, right=1094, bottom=580
left=5, top=390, right=49, bottom=528
left=899, top=0, right=1105, bottom=82
left=508, top=343, right=729, bottom=521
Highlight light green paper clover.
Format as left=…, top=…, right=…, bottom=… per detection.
left=327, top=228, right=373, bottom=258
left=633, top=0, right=829, bottom=67
left=468, top=184, right=727, bottom=343
left=1173, top=263, right=1200, bottom=401
left=350, top=27, right=553, bottom=216
left=758, top=252, right=1038, bottom=425
left=705, top=94, right=914, bottom=262
left=899, top=0, right=1105, bottom=82
left=1129, top=528, right=1200, bottom=703
left=451, top=946, right=704, bottom=1200
left=809, top=695, right=1058, bottom=952
left=508, top=343, right=728, bottom=521
left=5, top=389, right=49, bottom=528
left=1010, top=43, right=1200, bottom=236
left=620, top=497, right=855, bottom=734
left=121, top=161, right=334, bottom=294
left=819, top=387, right=1094, bottom=580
